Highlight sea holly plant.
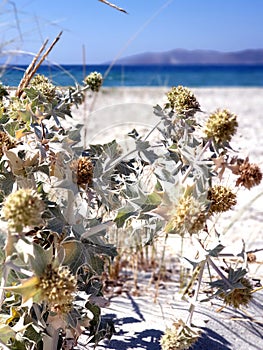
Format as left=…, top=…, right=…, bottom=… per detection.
left=0, top=71, right=120, bottom=349
left=84, top=85, right=262, bottom=349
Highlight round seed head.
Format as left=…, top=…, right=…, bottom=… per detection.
left=208, top=185, right=237, bottom=214
left=84, top=72, right=103, bottom=92
left=236, top=159, right=262, bottom=189
left=38, top=265, right=77, bottom=313
left=219, top=277, right=253, bottom=309
left=167, top=86, right=200, bottom=116
left=204, top=109, right=238, bottom=144
left=167, top=195, right=206, bottom=236
left=2, top=188, right=45, bottom=233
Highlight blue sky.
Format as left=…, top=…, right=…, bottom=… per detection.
left=1, top=0, right=263, bottom=64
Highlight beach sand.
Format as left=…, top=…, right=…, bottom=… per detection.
left=72, top=87, right=263, bottom=350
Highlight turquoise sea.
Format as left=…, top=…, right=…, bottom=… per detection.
left=1, top=64, right=263, bottom=87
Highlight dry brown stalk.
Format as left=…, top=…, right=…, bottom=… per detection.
left=98, top=0, right=127, bottom=13
left=16, top=31, right=63, bottom=97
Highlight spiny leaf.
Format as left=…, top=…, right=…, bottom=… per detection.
left=114, top=203, right=138, bottom=228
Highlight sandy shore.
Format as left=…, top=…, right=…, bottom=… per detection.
left=72, top=88, right=263, bottom=349
left=73, top=87, right=263, bottom=159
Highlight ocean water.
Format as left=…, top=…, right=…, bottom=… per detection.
left=1, top=64, right=263, bottom=87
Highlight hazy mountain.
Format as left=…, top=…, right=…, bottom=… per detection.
left=107, top=49, right=263, bottom=65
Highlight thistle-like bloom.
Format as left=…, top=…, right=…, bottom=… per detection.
left=166, top=195, right=206, bottom=236
left=6, top=263, right=77, bottom=314
left=38, top=264, right=77, bottom=313
left=236, top=158, right=262, bottom=189
left=204, top=109, right=238, bottom=144
left=84, top=72, right=103, bottom=92
left=30, top=74, right=56, bottom=102
left=2, top=188, right=45, bottom=233
left=0, top=131, right=14, bottom=158
left=71, top=156, right=93, bottom=187
left=219, top=277, right=253, bottom=308
left=167, top=86, right=200, bottom=116
left=160, top=319, right=200, bottom=350
left=208, top=185, right=237, bottom=214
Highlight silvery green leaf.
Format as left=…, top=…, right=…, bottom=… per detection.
left=207, top=244, right=225, bottom=257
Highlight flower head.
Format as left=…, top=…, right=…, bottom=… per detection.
left=5, top=263, right=77, bottom=314
left=84, top=72, right=103, bottom=92
left=166, top=194, right=206, bottom=236
left=2, top=188, right=45, bottom=233
left=219, top=277, right=253, bottom=308
left=160, top=319, right=200, bottom=350
left=71, top=156, right=93, bottom=187
left=235, top=158, right=262, bottom=189
left=0, top=131, right=15, bottom=158
left=167, top=86, right=200, bottom=116
left=208, top=185, right=237, bottom=214
left=38, top=264, right=77, bottom=313
left=30, top=74, right=56, bottom=102
left=204, top=109, right=238, bottom=144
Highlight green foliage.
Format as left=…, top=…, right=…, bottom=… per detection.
left=0, top=75, right=117, bottom=349
left=0, top=70, right=261, bottom=350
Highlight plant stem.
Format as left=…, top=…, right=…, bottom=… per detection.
left=186, top=260, right=206, bottom=326
left=154, top=233, right=168, bottom=303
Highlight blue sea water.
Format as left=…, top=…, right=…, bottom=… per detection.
left=1, top=64, right=263, bottom=87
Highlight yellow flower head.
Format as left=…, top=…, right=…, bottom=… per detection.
left=160, top=319, right=200, bottom=350
left=2, top=188, right=45, bottom=233
left=166, top=194, right=206, bottom=236
left=167, top=86, right=200, bottom=116
left=84, top=72, right=103, bottom=92
left=30, top=74, right=56, bottom=102
left=204, top=109, right=238, bottom=144
left=38, top=264, right=77, bottom=313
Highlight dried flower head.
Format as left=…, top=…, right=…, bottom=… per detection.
left=160, top=319, right=200, bottom=350
left=38, top=264, right=77, bottom=313
left=167, top=86, right=200, bottom=116
left=72, top=156, right=93, bottom=187
left=2, top=188, right=45, bottom=233
left=0, top=131, right=15, bottom=158
left=30, top=74, right=56, bottom=102
left=235, top=158, right=262, bottom=189
left=84, top=71, right=103, bottom=92
left=166, top=195, right=206, bottom=236
left=219, top=277, right=253, bottom=308
left=208, top=185, right=237, bottom=214
left=204, top=109, right=238, bottom=144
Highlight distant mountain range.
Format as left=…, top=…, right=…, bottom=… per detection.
left=106, top=48, right=263, bottom=65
